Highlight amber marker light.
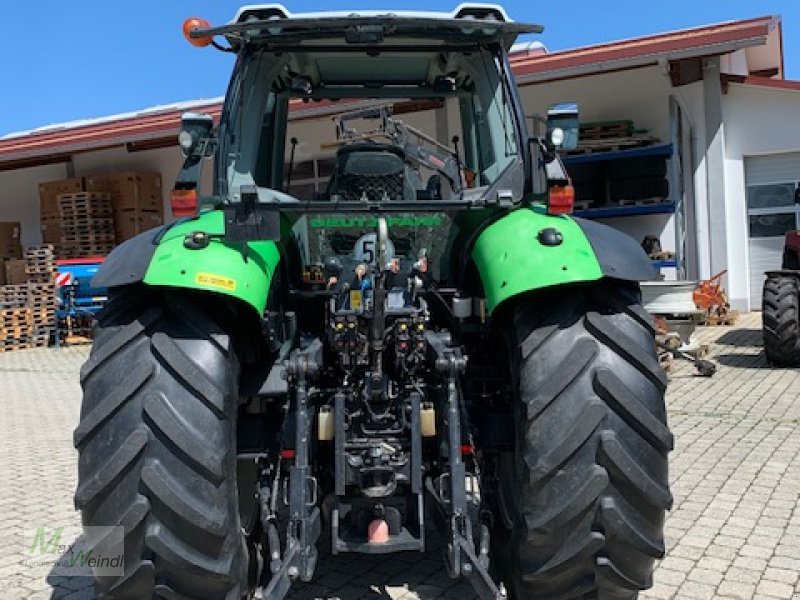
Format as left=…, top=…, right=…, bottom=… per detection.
left=183, top=17, right=213, bottom=48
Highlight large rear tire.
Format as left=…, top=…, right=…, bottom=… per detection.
left=74, top=288, right=248, bottom=599
left=762, top=274, right=800, bottom=366
left=495, top=282, right=673, bottom=599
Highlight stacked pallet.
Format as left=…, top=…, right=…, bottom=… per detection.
left=25, top=245, right=55, bottom=283
left=0, top=306, right=32, bottom=352
left=0, top=284, right=29, bottom=308
left=25, top=245, right=58, bottom=347
left=0, top=246, right=59, bottom=350
left=40, top=178, right=83, bottom=244
left=57, top=192, right=116, bottom=258
left=569, top=119, right=658, bottom=154
left=86, top=171, right=164, bottom=243
left=563, top=119, right=670, bottom=210
left=39, top=173, right=164, bottom=257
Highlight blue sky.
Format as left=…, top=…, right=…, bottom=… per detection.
left=1, top=1, right=798, bottom=136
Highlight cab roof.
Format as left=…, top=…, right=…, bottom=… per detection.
left=194, top=4, right=542, bottom=51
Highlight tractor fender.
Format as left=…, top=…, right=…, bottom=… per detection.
left=471, top=207, right=655, bottom=313
left=573, top=217, right=657, bottom=282
left=93, top=211, right=281, bottom=315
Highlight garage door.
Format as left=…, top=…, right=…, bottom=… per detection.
left=745, top=153, right=800, bottom=309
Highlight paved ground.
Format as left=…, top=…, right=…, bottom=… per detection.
left=1, top=312, right=799, bottom=599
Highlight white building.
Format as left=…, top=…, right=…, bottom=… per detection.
left=1, top=15, right=798, bottom=311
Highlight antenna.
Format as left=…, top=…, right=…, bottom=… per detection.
left=286, top=137, right=299, bottom=191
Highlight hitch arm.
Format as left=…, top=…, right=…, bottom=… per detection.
left=428, top=334, right=503, bottom=599
left=263, top=340, right=323, bottom=598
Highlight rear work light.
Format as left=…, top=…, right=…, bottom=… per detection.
left=171, top=188, right=198, bottom=217
left=547, top=185, right=575, bottom=215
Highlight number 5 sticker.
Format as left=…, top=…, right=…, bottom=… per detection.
left=354, top=233, right=394, bottom=266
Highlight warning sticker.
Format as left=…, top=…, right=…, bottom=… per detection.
left=195, top=272, right=236, bottom=292
left=349, top=290, right=363, bottom=310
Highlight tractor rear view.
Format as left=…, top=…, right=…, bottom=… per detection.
left=73, top=6, right=672, bottom=599
left=763, top=231, right=800, bottom=365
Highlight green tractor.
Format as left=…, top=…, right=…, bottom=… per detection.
left=74, top=6, right=672, bottom=599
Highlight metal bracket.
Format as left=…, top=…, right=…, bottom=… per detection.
left=261, top=340, right=324, bottom=599
left=426, top=334, right=504, bottom=599
left=223, top=185, right=281, bottom=244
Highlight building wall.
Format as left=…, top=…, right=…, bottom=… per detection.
left=518, top=66, right=674, bottom=141
left=723, top=83, right=800, bottom=310
left=0, top=163, right=71, bottom=247
left=519, top=67, right=680, bottom=278
left=0, top=145, right=209, bottom=250
left=73, top=145, right=212, bottom=221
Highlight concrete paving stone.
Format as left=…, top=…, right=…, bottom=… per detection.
left=639, top=583, right=679, bottom=599
left=653, top=567, right=687, bottom=586
left=768, top=555, right=800, bottom=571
left=671, top=543, right=708, bottom=559
left=763, top=567, right=800, bottom=586
left=725, top=518, right=759, bottom=533
left=737, top=543, right=774, bottom=559
left=659, top=555, right=697, bottom=573
left=756, top=579, right=796, bottom=598
left=4, top=312, right=800, bottom=600
left=715, top=534, right=747, bottom=548
left=677, top=580, right=717, bottom=599
left=687, top=567, right=724, bottom=586
left=695, top=556, right=732, bottom=573
left=703, top=544, right=737, bottom=560
left=716, top=581, right=756, bottom=599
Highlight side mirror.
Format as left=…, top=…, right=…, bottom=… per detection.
left=546, top=103, right=579, bottom=151
left=178, top=112, right=215, bottom=158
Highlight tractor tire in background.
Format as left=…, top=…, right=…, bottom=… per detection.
left=495, top=281, right=673, bottom=599
left=762, top=273, right=800, bottom=366
left=73, top=288, right=248, bottom=598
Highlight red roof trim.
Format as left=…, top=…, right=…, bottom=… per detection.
left=723, top=75, right=800, bottom=92
left=511, top=16, right=777, bottom=79
left=0, top=16, right=781, bottom=166
left=0, top=103, right=223, bottom=162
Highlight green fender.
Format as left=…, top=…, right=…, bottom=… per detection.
left=142, top=211, right=281, bottom=315
left=471, top=207, right=604, bottom=313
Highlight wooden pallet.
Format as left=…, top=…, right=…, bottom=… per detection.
left=25, top=244, right=55, bottom=255
left=60, top=229, right=115, bottom=239
left=0, top=285, right=30, bottom=305
left=27, top=274, right=53, bottom=284
left=57, top=191, right=112, bottom=206
left=579, top=120, right=634, bottom=141
left=565, top=135, right=659, bottom=155
left=60, top=217, right=115, bottom=227
left=25, top=264, right=55, bottom=274
left=57, top=202, right=113, bottom=212
left=0, top=307, right=32, bottom=327
left=0, top=326, right=32, bottom=337
left=0, top=341, right=32, bottom=352
left=31, top=326, right=53, bottom=348
left=60, top=231, right=115, bottom=240
left=27, top=283, right=56, bottom=293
